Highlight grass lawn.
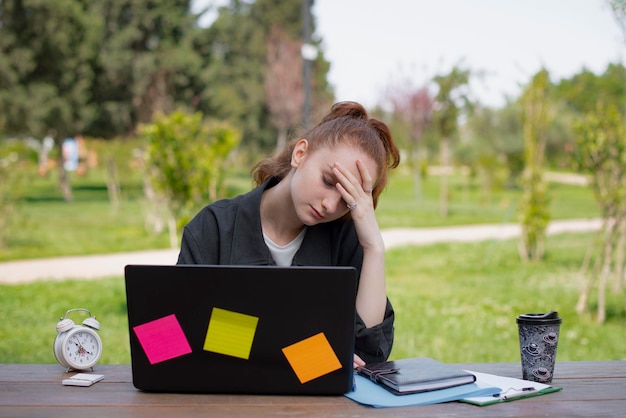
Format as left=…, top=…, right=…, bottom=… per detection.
left=376, top=168, right=599, bottom=228
left=1, top=164, right=619, bottom=365
left=1, top=171, right=172, bottom=261
left=1, top=166, right=599, bottom=261
left=385, top=233, right=625, bottom=362
left=1, top=232, right=623, bottom=364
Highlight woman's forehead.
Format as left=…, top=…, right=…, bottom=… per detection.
left=316, top=144, right=379, bottom=179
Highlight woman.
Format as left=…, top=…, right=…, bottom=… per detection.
left=177, top=101, right=400, bottom=366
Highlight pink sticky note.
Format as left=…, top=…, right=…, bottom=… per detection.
left=133, top=314, right=192, bottom=365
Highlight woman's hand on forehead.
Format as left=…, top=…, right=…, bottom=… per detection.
left=332, top=160, right=374, bottom=207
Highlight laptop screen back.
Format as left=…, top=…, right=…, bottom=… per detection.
left=124, top=264, right=357, bottom=395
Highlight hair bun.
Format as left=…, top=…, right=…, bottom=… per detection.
left=321, top=101, right=368, bottom=123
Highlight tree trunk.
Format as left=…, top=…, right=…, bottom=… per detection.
left=276, top=127, right=287, bottom=153
left=106, top=156, right=121, bottom=211
left=614, top=217, right=625, bottom=291
left=57, top=140, right=73, bottom=202
left=597, top=237, right=613, bottom=324
left=575, top=236, right=599, bottom=315
left=168, top=214, right=178, bottom=249
left=409, top=143, right=423, bottom=202
left=439, top=138, right=450, bottom=217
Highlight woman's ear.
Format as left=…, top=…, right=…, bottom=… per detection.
left=291, top=139, right=309, bottom=168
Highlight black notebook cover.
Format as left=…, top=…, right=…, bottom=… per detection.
left=357, top=357, right=476, bottom=395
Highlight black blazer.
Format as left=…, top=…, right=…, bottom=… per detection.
left=177, top=178, right=394, bottom=363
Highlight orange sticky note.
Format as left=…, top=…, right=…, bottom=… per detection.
left=203, top=307, right=259, bottom=360
left=281, top=332, right=342, bottom=384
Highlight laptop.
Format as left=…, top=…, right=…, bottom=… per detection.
left=124, top=264, right=357, bottom=395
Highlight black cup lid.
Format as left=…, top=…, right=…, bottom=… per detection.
left=516, top=311, right=562, bottom=325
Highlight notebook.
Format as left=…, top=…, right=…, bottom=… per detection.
left=357, top=357, right=476, bottom=394
left=124, top=264, right=357, bottom=395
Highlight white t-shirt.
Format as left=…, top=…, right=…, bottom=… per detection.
left=263, top=228, right=307, bottom=266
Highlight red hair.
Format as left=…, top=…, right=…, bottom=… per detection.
left=252, top=101, right=400, bottom=208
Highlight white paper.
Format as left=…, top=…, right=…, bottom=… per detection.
left=461, top=371, right=552, bottom=405
left=62, top=373, right=104, bottom=387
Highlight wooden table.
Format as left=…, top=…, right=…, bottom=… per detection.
left=1, top=361, right=624, bottom=417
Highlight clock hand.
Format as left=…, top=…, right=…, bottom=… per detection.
left=75, top=342, right=94, bottom=356
left=75, top=338, right=93, bottom=355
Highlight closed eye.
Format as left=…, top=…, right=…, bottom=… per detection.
left=322, top=175, right=335, bottom=188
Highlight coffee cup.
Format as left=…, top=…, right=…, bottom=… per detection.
left=516, top=311, right=562, bottom=383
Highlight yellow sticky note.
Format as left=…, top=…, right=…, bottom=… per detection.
left=203, top=307, right=259, bottom=360
left=282, top=332, right=342, bottom=384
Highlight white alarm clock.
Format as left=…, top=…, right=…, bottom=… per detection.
left=54, top=308, right=103, bottom=372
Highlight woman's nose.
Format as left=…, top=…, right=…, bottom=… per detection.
left=322, top=192, right=345, bottom=214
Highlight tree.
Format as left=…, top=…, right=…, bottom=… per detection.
left=556, top=64, right=626, bottom=116
left=0, top=0, right=102, bottom=201
left=518, top=69, right=554, bottom=262
left=573, top=105, right=626, bottom=324
left=461, top=105, right=518, bottom=203
left=87, top=0, right=202, bottom=138
left=388, top=84, right=434, bottom=201
left=432, top=65, right=473, bottom=217
left=141, top=110, right=241, bottom=247
left=191, top=1, right=271, bottom=149
left=264, top=24, right=303, bottom=151
left=609, top=0, right=626, bottom=43
left=191, top=0, right=331, bottom=152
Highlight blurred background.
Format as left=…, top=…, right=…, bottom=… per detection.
left=1, top=0, right=625, bottom=363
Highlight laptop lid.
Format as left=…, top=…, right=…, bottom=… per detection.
left=124, top=264, right=357, bottom=395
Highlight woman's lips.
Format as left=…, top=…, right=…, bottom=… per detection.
left=311, top=206, right=324, bottom=220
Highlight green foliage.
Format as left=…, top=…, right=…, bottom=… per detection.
left=0, top=139, right=36, bottom=248
left=432, top=66, right=473, bottom=139
left=87, top=0, right=200, bottom=137
left=461, top=104, right=522, bottom=192
left=459, top=62, right=625, bottom=184
left=87, top=137, right=144, bottom=209
left=573, top=105, right=626, bottom=216
left=551, top=62, right=626, bottom=169
left=518, top=168, right=550, bottom=260
left=189, top=0, right=331, bottom=150
left=0, top=0, right=331, bottom=152
left=518, top=69, right=553, bottom=261
left=556, top=63, right=626, bottom=116
left=141, top=110, right=241, bottom=230
left=0, top=0, right=102, bottom=138
left=431, top=65, right=474, bottom=217
left=192, top=1, right=269, bottom=148
left=572, top=105, right=626, bottom=323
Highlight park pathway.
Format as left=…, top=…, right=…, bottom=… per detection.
left=0, top=218, right=602, bottom=284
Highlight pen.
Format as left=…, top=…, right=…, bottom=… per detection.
left=493, top=387, right=537, bottom=400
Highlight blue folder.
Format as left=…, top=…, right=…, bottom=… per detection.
left=345, top=373, right=500, bottom=408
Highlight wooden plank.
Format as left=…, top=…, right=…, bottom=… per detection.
left=3, top=400, right=626, bottom=418
left=3, top=361, right=625, bottom=383
left=455, top=361, right=626, bottom=379
left=0, top=364, right=130, bottom=383
left=1, top=362, right=626, bottom=418
left=1, top=375, right=624, bottom=406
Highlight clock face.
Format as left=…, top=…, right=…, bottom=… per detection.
left=62, top=329, right=102, bottom=369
